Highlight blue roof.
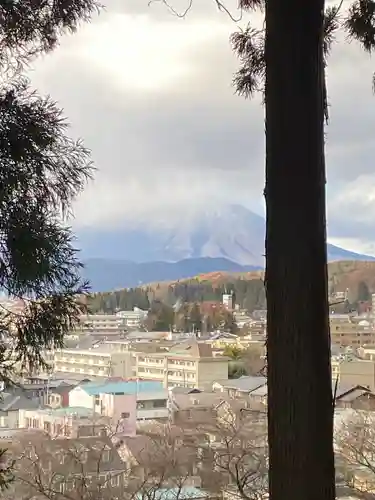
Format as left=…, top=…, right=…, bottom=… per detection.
left=136, top=488, right=207, bottom=500
left=79, top=380, right=163, bottom=396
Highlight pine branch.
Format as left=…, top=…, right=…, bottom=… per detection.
left=231, top=26, right=265, bottom=98
left=345, top=0, right=375, bottom=52
left=0, top=0, right=102, bottom=72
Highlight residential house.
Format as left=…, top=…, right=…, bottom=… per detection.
left=212, top=375, right=267, bottom=398
left=335, top=385, right=375, bottom=410
left=10, top=379, right=80, bottom=406
left=169, top=390, right=227, bottom=425
left=0, top=392, right=39, bottom=428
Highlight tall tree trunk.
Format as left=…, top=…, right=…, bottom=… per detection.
left=265, top=0, right=335, bottom=499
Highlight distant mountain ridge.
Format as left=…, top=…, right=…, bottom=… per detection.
left=82, top=257, right=260, bottom=292
left=77, top=204, right=375, bottom=291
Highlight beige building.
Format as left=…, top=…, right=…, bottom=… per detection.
left=133, top=339, right=229, bottom=389
left=53, top=348, right=133, bottom=379
left=51, top=339, right=228, bottom=389
left=332, top=358, right=375, bottom=391
left=330, top=315, right=375, bottom=347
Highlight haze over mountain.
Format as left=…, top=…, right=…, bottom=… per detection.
left=79, top=204, right=266, bottom=266
left=77, top=204, right=375, bottom=291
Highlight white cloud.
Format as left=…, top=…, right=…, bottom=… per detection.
left=27, top=1, right=375, bottom=254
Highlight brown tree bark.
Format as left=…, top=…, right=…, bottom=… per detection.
left=265, top=0, right=335, bottom=499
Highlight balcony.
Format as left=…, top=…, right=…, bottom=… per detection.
left=168, top=362, right=196, bottom=371
left=137, top=359, right=164, bottom=367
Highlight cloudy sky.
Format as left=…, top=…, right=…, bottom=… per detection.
left=30, top=0, right=375, bottom=255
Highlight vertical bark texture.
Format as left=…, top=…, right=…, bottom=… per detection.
left=265, top=0, right=335, bottom=499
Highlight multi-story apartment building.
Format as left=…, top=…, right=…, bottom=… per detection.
left=75, top=311, right=147, bottom=334
left=133, top=339, right=229, bottom=389
left=116, top=308, right=148, bottom=328
left=75, top=314, right=126, bottom=335
left=330, top=314, right=375, bottom=347
left=53, top=348, right=133, bottom=379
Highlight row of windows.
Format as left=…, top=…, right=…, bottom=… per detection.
left=137, top=357, right=196, bottom=368
left=56, top=365, right=107, bottom=376
left=56, top=357, right=109, bottom=365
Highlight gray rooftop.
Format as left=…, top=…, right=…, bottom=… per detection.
left=214, top=376, right=267, bottom=393
left=0, top=393, right=40, bottom=413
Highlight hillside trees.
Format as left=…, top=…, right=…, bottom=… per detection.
left=357, top=280, right=371, bottom=302
left=87, top=279, right=266, bottom=315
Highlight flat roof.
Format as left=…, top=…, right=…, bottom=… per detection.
left=23, top=406, right=96, bottom=417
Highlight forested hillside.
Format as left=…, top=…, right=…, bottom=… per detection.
left=87, top=277, right=266, bottom=314
left=86, top=261, right=375, bottom=316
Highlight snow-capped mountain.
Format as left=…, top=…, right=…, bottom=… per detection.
left=77, top=203, right=374, bottom=268
left=78, top=204, right=267, bottom=266
left=75, top=204, right=375, bottom=290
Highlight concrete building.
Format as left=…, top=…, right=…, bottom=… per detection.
left=337, top=359, right=375, bottom=392
left=116, top=308, right=148, bottom=328
left=133, top=339, right=229, bottom=389
left=77, top=314, right=125, bottom=334
left=222, top=294, right=233, bottom=310
left=53, top=347, right=133, bottom=379
left=69, top=380, right=168, bottom=422
left=330, top=314, right=375, bottom=347
left=18, top=406, right=108, bottom=437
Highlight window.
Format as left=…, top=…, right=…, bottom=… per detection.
left=153, top=400, right=166, bottom=408
left=99, top=473, right=107, bottom=485
left=121, top=412, right=130, bottom=419
left=95, top=395, right=100, bottom=406
left=102, top=450, right=110, bottom=462
left=111, top=474, right=120, bottom=487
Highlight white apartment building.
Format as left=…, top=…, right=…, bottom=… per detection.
left=76, top=314, right=125, bottom=334
left=116, top=308, right=148, bottom=328
left=133, top=339, right=229, bottom=389
left=53, top=348, right=133, bottom=379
